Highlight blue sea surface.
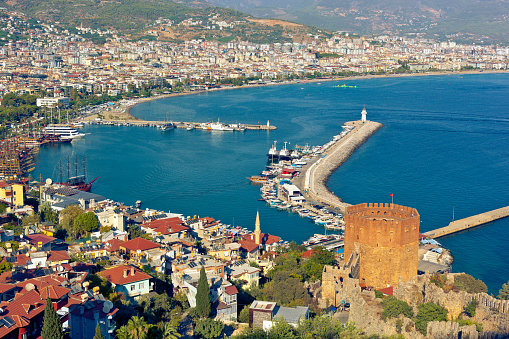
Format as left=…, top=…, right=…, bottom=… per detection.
left=33, top=73, right=509, bottom=293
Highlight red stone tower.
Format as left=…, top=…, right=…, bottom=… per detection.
left=344, top=203, right=420, bottom=289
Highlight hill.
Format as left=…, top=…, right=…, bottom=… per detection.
left=0, top=0, right=330, bottom=44
left=202, top=0, right=509, bottom=43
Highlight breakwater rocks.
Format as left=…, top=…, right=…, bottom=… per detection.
left=306, top=120, right=383, bottom=212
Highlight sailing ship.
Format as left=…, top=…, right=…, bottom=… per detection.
left=56, top=154, right=98, bottom=192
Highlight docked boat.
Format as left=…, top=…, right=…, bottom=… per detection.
left=267, top=141, right=279, bottom=160
left=186, top=124, right=195, bottom=131
left=160, top=122, right=175, bottom=131
left=42, top=125, right=85, bottom=140
left=278, top=142, right=292, bottom=161
left=209, top=119, right=234, bottom=131
left=248, top=175, right=268, bottom=183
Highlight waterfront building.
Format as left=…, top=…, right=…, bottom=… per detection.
left=344, top=203, right=420, bottom=289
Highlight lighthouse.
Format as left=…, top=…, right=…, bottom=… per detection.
left=361, top=107, right=367, bottom=122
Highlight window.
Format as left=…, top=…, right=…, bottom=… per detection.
left=139, top=282, right=144, bottom=289
left=131, top=285, right=135, bottom=291
left=218, top=268, right=222, bottom=273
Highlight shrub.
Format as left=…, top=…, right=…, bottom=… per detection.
left=414, top=302, right=448, bottom=335
left=395, top=319, right=402, bottom=333
left=430, top=273, right=446, bottom=289
left=375, top=290, right=384, bottom=299
left=380, top=296, right=413, bottom=320
left=453, top=274, right=488, bottom=294
left=464, top=300, right=476, bottom=317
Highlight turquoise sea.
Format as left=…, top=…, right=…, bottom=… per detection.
left=33, top=73, right=509, bottom=294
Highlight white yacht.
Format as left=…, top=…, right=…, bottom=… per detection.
left=42, top=125, right=85, bottom=139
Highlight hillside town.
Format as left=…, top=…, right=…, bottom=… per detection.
left=0, top=10, right=508, bottom=104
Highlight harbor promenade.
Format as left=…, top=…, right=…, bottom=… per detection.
left=423, top=206, right=509, bottom=239
left=295, top=120, right=383, bottom=213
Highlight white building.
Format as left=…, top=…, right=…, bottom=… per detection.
left=36, top=97, right=70, bottom=107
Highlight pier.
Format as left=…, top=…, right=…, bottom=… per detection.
left=84, top=118, right=277, bottom=130
left=422, top=206, right=509, bottom=239
left=295, top=120, right=383, bottom=213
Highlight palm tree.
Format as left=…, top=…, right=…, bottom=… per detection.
left=126, top=316, right=149, bottom=339
left=158, top=322, right=181, bottom=339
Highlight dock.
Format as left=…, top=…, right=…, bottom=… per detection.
left=423, top=206, right=509, bottom=239
left=87, top=119, right=277, bottom=130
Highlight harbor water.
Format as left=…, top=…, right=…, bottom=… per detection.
left=33, top=73, right=509, bottom=293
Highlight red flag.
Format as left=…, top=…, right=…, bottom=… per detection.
left=389, top=194, right=393, bottom=197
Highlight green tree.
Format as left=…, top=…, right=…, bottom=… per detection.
left=59, top=204, right=83, bottom=237
left=128, top=224, right=142, bottom=240
left=414, top=302, right=448, bottom=335
left=0, top=260, right=12, bottom=274
left=94, top=322, right=104, bottom=339
left=302, top=247, right=336, bottom=281
left=238, top=306, right=249, bottom=323
left=196, top=266, right=211, bottom=318
left=267, top=318, right=297, bottom=339
left=41, top=297, right=64, bottom=339
left=464, top=300, right=476, bottom=317
left=125, top=316, right=151, bottom=339
left=74, top=211, right=99, bottom=238
left=497, top=280, right=509, bottom=300
left=194, top=318, right=224, bottom=339
left=380, top=296, right=414, bottom=320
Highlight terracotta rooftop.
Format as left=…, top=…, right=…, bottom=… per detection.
left=119, top=237, right=160, bottom=252
left=97, top=265, right=151, bottom=286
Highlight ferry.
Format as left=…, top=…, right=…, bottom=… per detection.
left=278, top=141, right=292, bottom=161
left=43, top=125, right=85, bottom=140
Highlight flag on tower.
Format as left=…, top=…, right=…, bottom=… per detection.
left=389, top=194, right=393, bottom=197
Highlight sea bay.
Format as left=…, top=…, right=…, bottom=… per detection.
left=33, top=73, right=509, bottom=293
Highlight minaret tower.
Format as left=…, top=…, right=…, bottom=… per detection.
left=361, top=106, right=367, bottom=122
left=254, top=211, right=261, bottom=245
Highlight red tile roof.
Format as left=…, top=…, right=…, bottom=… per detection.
left=378, top=286, right=394, bottom=296
left=0, top=290, right=45, bottom=338
left=144, top=217, right=183, bottom=229
left=24, top=234, right=56, bottom=246
left=152, top=223, right=190, bottom=235
left=241, top=232, right=280, bottom=246
left=238, top=240, right=259, bottom=253
left=97, top=265, right=151, bottom=285
left=119, top=237, right=159, bottom=252
left=224, top=285, right=238, bottom=295
left=39, top=285, right=71, bottom=300
left=106, top=238, right=123, bottom=252
left=47, top=250, right=70, bottom=262
left=0, top=283, right=15, bottom=293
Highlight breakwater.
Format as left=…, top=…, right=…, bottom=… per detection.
left=423, top=206, right=509, bottom=239
left=302, top=120, right=383, bottom=213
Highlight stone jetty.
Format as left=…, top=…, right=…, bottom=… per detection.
left=303, top=120, right=383, bottom=213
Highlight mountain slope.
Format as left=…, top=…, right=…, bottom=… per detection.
left=203, top=0, right=509, bottom=42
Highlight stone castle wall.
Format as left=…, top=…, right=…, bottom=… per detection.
left=344, top=203, right=420, bottom=289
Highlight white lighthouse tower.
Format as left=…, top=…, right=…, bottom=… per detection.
left=361, top=106, right=367, bottom=122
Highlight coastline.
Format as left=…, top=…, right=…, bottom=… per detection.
left=123, top=69, right=509, bottom=119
